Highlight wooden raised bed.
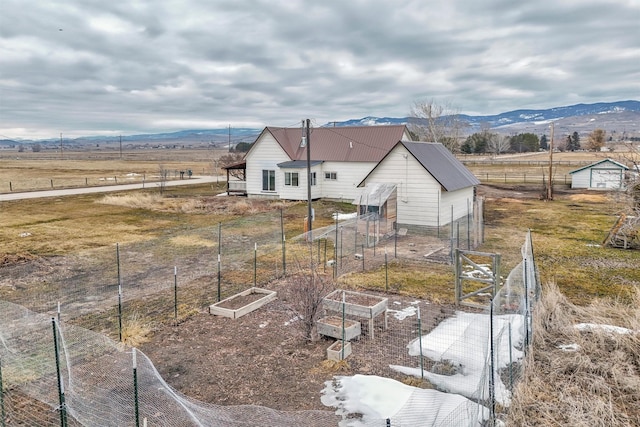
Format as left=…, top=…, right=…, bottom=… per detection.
left=327, top=340, right=352, bottom=361
left=317, top=316, right=361, bottom=341
left=322, top=290, right=388, bottom=339
left=209, top=287, right=277, bottom=319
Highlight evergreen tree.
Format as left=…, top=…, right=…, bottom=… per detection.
left=571, top=131, right=580, bottom=151
left=540, top=135, right=548, bottom=150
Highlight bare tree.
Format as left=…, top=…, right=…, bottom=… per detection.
left=487, top=134, right=510, bottom=156
left=158, top=164, right=169, bottom=195
left=284, top=262, right=335, bottom=342
left=408, top=99, right=467, bottom=152
left=217, top=153, right=245, bottom=180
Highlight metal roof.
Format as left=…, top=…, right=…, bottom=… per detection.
left=402, top=142, right=480, bottom=191
left=359, top=141, right=480, bottom=191
left=265, top=125, right=408, bottom=163
left=276, top=160, right=323, bottom=168
left=568, top=158, right=629, bottom=174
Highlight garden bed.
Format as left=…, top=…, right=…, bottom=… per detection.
left=323, top=289, right=388, bottom=338
left=317, top=316, right=361, bottom=341
left=209, top=287, right=277, bottom=319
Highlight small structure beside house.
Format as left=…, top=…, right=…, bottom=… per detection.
left=357, top=141, right=480, bottom=227
left=569, top=158, right=629, bottom=190
left=241, top=125, right=411, bottom=201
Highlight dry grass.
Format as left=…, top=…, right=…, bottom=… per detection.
left=508, top=282, right=640, bottom=426
left=121, top=312, right=152, bottom=348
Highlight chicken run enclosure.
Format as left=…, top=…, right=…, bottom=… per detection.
left=0, top=205, right=540, bottom=426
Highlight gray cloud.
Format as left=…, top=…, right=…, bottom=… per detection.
left=0, top=0, right=638, bottom=139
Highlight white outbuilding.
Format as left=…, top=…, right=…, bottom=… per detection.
left=357, top=141, right=480, bottom=227
left=569, top=158, right=629, bottom=190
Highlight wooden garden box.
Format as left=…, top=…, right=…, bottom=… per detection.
left=322, top=290, right=388, bottom=338
left=317, top=316, right=361, bottom=341
left=209, top=287, right=277, bottom=319
left=327, top=340, right=352, bottom=361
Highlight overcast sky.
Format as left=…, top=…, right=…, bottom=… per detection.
left=1, top=0, right=639, bottom=139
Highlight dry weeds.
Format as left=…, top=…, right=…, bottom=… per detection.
left=508, top=282, right=640, bottom=426
left=121, top=312, right=152, bottom=348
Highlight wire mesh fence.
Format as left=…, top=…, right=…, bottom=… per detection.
left=0, top=201, right=539, bottom=426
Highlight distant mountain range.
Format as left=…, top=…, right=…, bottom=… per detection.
left=2, top=100, right=638, bottom=148
left=329, top=100, right=640, bottom=137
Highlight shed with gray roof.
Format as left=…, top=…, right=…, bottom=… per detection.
left=358, top=141, right=480, bottom=227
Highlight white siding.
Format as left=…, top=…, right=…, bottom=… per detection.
left=245, top=133, right=290, bottom=198
left=277, top=165, right=323, bottom=200
left=361, top=146, right=442, bottom=226
left=570, top=169, right=591, bottom=189
left=321, top=161, right=376, bottom=201
left=571, top=161, right=626, bottom=189
left=441, top=188, right=475, bottom=224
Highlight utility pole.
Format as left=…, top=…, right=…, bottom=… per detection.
left=548, top=123, right=554, bottom=200
left=228, top=124, right=231, bottom=152
left=119, top=135, right=122, bottom=159
left=306, top=119, right=312, bottom=239
left=60, top=133, right=63, bottom=160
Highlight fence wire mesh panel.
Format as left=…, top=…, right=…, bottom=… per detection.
left=315, top=231, right=540, bottom=426
left=1, top=201, right=542, bottom=427
left=0, top=299, right=339, bottom=426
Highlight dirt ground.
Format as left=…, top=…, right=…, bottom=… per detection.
left=137, top=183, right=540, bottom=412
left=139, top=280, right=453, bottom=412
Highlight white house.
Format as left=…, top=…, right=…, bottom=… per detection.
left=569, top=158, right=629, bottom=190
left=241, top=125, right=412, bottom=200
left=357, top=141, right=480, bottom=227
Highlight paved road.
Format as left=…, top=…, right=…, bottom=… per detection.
left=0, top=176, right=221, bottom=201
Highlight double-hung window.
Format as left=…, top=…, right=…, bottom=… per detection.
left=262, top=169, right=275, bottom=191
left=284, top=172, right=299, bottom=187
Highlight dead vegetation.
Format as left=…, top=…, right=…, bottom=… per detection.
left=508, top=282, right=640, bottom=426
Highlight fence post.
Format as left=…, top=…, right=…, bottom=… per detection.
left=418, top=306, right=424, bottom=379
left=384, top=248, right=388, bottom=292
left=281, top=209, right=286, bottom=276
left=173, top=266, right=178, bottom=323
left=341, top=292, right=346, bottom=360
left=361, top=244, right=365, bottom=272
left=0, top=355, right=5, bottom=427
left=116, top=243, right=123, bottom=342
left=217, top=223, right=222, bottom=302
left=9, top=181, right=11, bottom=192
left=253, top=243, right=257, bottom=287
left=489, top=301, right=496, bottom=426
left=334, top=214, right=339, bottom=278
left=133, top=349, right=140, bottom=427
left=51, top=179, right=54, bottom=189
left=51, top=318, right=68, bottom=427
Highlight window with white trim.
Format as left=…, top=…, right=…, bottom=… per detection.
left=284, top=172, right=299, bottom=186
left=324, top=171, right=337, bottom=181
left=310, top=172, right=317, bottom=186
left=262, top=169, right=275, bottom=191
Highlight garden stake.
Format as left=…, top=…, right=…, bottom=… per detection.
left=174, top=266, right=178, bottom=323
left=418, top=306, right=424, bottom=379
left=51, top=318, right=67, bottom=427
left=133, top=349, right=140, bottom=427
left=116, top=243, right=123, bottom=342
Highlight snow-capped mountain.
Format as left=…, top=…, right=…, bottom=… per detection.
left=327, top=100, right=640, bottom=136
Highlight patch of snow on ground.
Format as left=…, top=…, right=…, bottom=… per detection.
left=284, top=315, right=301, bottom=326
left=575, top=323, right=635, bottom=335
left=397, top=311, right=524, bottom=406
left=387, top=306, right=417, bottom=320
left=321, top=374, right=488, bottom=426
left=557, top=343, right=580, bottom=352
left=332, top=212, right=358, bottom=221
